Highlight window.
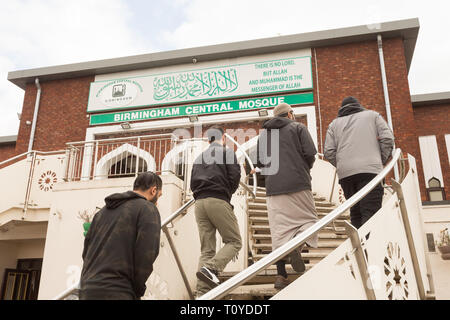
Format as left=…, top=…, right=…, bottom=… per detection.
left=108, top=155, right=148, bottom=178
left=427, top=177, right=445, bottom=202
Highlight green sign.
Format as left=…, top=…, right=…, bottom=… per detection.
left=89, top=93, right=314, bottom=125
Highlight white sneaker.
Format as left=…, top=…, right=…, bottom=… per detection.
left=196, top=266, right=220, bottom=288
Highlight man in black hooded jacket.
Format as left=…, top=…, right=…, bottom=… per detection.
left=190, top=125, right=242, bottom=297
left=79, top=171, right=162, bottom=300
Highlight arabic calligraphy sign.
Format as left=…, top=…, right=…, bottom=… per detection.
left=87, top=53, right=312, bottom=113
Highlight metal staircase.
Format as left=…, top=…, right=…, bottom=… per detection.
left=218, top=186, right=350, bottom=299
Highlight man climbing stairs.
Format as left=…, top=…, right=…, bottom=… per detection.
left=218, top=186, right=349, bottom=299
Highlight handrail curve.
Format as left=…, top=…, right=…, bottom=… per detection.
left=224, top=133, right=257, bottom=198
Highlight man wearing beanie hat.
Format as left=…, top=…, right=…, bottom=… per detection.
left=324, top=96, right=394, bottom=229
left=251, top=102, right=318, bottom=290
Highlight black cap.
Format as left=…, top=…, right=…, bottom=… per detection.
left=341, top=96, right=359, bottom=107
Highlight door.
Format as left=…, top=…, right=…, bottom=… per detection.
left=1, top=269, right=31, bottom=300
left=0, top=259, right=42, bottom=300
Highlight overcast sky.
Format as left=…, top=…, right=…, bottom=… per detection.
left=1, top=0, right=449, bottom=136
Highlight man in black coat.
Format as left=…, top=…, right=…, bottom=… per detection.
left=80, top=171, right=162, bottom=300
left=190, top=125, right=242, bottom=297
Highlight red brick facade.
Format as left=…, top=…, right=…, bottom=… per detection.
left=0, top=143, right=17, bottom=163
left=15, top=76, right=93, bottom=154
left=4, top=38, right=444, bottom=202
left=413, top=103, right=450, bottom=200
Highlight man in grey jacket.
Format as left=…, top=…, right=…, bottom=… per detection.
left=251, top=103, right=318, bottom=290
left=324, top=96, right=394, bottom=229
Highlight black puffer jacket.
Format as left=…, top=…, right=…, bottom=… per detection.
left=190, top=142, right=241, bottom=203
left=80, top=191, right=161, bottom=299
left=256, top=117, right=317, bottom=196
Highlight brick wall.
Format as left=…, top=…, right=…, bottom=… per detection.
left=413, top=103, right=450, bottom=200
left=0, top=143, right=17, bottom=163
left=12, top=39, right=433, bottom=198
left=15, top=76, right=94, bottom=154
left=313, top=38, right=421, bottom=192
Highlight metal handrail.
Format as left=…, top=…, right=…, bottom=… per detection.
left=198, top=148, right=402, bottom=300
left=66, top=133, right=177, bottom=146
left=224, top=133, right=257, bottom=198
left=52, top=198, right=196, bottom=300
left=0, top=149, right=65, bottom=166
left=161, top=198, right=195, bottom=229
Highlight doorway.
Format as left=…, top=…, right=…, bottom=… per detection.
left=1, top=259, right=42, bottom=300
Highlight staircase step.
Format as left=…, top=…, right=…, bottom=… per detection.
left=249, top=216, right=348, bottom=228
left=316, top=207, right=334, bottom=213
left=249, top=209, right=338, bottom=217
left=218, top=266, right=310, bottom=286
left=253, top=251, right=328, bottom=261
left=224, top=284, right=279, bottom=300
left=251, top=233, right=347, bottom=241
left=248, top=209, right=268, bottom=217
left=251, top=194, right=325, bottom=202
left=314, top=201, right=335, bottom=207
left=249, top=216, right=269, bottom=224
left=250, top=225, right=271, bottom=232
left=252, top=240, right=343, bottom=251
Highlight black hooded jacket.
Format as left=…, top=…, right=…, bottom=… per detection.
left=190, top=142, right=241, bottom=203
left=80, top=191, right=161, bottom=299
left=256, top=117, right=317, bottom=196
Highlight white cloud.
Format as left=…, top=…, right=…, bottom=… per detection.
left=0, top=0, right=152, bottom=136
left=163, top=0, right=450, bottom=95
left=1, top=0, right=449, bottom=137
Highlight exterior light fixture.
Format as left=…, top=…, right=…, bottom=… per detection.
left=121, top=122, right=131, bottom=130
left=189, top=115, right=199, bottom=122
left=258, top=109, right=269, bottom=117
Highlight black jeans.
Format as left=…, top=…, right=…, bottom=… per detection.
left=339, top=173, right=384, bottom=229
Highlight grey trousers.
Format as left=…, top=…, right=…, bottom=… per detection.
left=194, top=197, right=242, bottom=297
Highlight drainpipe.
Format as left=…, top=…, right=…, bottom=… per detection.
left=377, top=35, right=399, bottom=180
left=28, top=78, right=41, bottom=153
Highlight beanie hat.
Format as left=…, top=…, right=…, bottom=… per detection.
left=273, top=103, right=293, bottom=117
left=341, top=96, right=359, bottom=107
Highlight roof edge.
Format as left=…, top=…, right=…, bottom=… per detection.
left=0, top=135, right=17, bottom=144
left=411, top=92, right=450, bottom=107
left=8, top=18, right=420, bottom=90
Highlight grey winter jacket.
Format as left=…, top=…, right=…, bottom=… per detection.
left=324, top=104, right=394, bottom=180
left=256, top=117, right=317, bottom=196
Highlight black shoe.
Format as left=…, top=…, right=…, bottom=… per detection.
left=289, top=249, right=305, bottom=273
left=196, top=267, right=220, bottom=288
left=274, top=275, right=290, bottom=290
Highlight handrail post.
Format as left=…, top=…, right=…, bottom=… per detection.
left=329, top=169, right=337, bottom=203
left=23, top=151, right=37, bottom=219
left=92, top=141, right=99, bottom=179
left=63, top=149, right=70, bottom=182
left=391, top=179, right=427, bottom=300
left=162, top=226, right=195, bottom=299
left=224, top=133, right=257, bottom=198
left=343, top=221, right=377, bottom=300
left=135, top=137, right=141, bottom=176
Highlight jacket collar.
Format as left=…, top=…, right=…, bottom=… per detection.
left=337, top=102, right=366, bottom=117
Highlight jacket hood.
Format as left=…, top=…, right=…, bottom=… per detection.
left=338, top=102, right=366, bottom=117
left=263, top=116, right=293, bottom=129
left=105, top=191, right=146, bottom=209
